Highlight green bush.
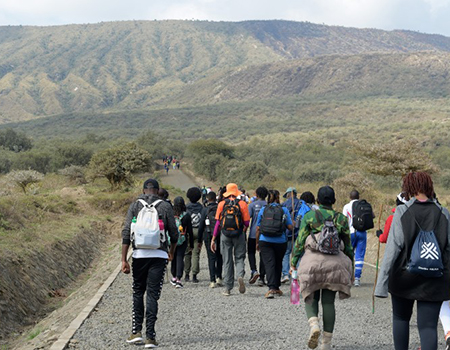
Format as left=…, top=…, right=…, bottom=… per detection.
left=6, top=170, right=44, bottom=194
left=0, top=128, right=32, bottom=152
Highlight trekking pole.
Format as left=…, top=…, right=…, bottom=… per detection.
left=291, top=191, right=295, bottom=263
left=372, top=203, right=383, bottom=314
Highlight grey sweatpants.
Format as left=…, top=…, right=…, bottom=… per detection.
left=220, top=232, right=246, bottom=291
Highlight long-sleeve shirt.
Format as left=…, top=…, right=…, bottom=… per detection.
left=291, top=205, right=354, bottom=267
left=213, top=197, right=250, bottom=238
left=379, top=208, right=395, bottom=243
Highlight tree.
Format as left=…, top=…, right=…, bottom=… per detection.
left=188, top=139, right=234, bottom=159
left=88, top=142, right=151, bottom=188
left=0, top=128, right=32, bottom=152
left=6, top=170, right=44, bottom=194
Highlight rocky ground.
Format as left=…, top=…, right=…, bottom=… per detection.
left=68, top=249, right=440, bottom=350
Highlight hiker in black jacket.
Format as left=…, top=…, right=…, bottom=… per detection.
left=121, top=178, right=178, bottom=348
left=185, top=187, right=204, bottom=283
left=198, top=191, right=223, bottom=288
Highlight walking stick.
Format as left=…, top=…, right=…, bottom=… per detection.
left=291, top=191, right=295, bottom=257
left=372, top=203, right=383, bottom=314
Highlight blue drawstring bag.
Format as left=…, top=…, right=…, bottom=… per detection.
left=407, top=209, right=443, bottom=278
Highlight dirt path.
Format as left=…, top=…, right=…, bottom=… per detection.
left=160, top=166, right=199, bottom=192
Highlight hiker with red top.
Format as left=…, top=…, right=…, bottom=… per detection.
left=256, top=189, right=293, bottom=299
left=375, top=172, right=450, bottom=350
left=291, top=186, right=353, bottom=350
left=377, top=193, right=407, bottom=243
left=211, top=183, right=250, bottom=296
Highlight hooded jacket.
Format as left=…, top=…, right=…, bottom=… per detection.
left=375, top=198, right=450, bottom=301
left=122, top=194, right=178, bottom=252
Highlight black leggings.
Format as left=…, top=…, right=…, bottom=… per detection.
left=248, top=237, right=266, bottom=278
left=391, top=294, right=442, bottom=350
left=171, top=241, right=187, bottom=279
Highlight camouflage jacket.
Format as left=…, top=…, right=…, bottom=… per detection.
left=291, top=205, right=354, bottom=267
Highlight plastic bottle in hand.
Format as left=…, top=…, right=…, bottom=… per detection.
left=290, top=270, right=300, bottom=305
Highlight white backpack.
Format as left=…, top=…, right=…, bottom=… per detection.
left=131, top=199, right=164, bottom=249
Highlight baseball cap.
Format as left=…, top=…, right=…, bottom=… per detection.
left=317, top=186, right=336, bottom=205
left=143, top=178, right=160, bottom=190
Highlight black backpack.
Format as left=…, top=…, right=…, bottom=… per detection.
left=220, top=199, right=243, bottom=237
left=205, top=204, right=218, bottom=235
left=311, top=211, right=340, bottom=255
left=407, top=208, right=444, bottom=278
left=259, top=204, right=285, bottom=237
left=352, top=200, right=374, bottom=231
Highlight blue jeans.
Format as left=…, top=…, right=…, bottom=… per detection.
left=351, top=231, right=367, bottom=279
left=282, top=239, right=294, bottom=277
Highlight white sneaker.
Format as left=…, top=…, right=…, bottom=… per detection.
left=354, top=278, right=360, bottom=287
left=216, top=278, right=223, bottom=286
left=281, top=275, right=290, bottom=284
left=209, top=282, right=216, bottom=288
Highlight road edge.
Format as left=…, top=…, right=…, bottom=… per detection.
left=49, top=250, right=132, bottom=350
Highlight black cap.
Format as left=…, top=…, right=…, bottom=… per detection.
left=143, top=178, right=159, bottom=190
left=317, top=186, right=336, bottom=206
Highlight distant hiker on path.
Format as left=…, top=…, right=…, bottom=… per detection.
left=256, top=189, right=293, bottom=298
left=121, top=178, right=178, bottom=348
left=291, top=186, right=353, bottom=350
left=343, top=190, right=374, bottom=287
left=211, top=183, right=250, bottom=296
left=377, top=193, right=407, bottom=243
left=375, top=172, right=450, bottom=350
left=170, top=196, right=194, bottom=289
left=184, top=187, right=203, bottom=283
left=247, top=186, right=268, bottom=286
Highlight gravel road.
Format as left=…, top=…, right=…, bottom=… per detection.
left=68, top=250, right=440, bottom=350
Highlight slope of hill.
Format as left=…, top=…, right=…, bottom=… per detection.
left=1, top=20, right=450, bottom=122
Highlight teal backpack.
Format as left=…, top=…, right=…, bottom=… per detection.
left=175, top=213, right=186, bottom=246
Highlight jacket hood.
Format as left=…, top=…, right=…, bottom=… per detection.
left=187, top=202, right=203, bottom=213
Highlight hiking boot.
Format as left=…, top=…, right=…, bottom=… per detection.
left=144, top=338, right=159, bottom=348
left=192, top=275, right=199, bottom=283
left=257, top=278, right=266, bottom=287
left=265, top=290, right=275, bottom=299
left=307, top=317, right=321, bottom=349
left=319, top=331, right=332, bottom=350
left=354, top=278, right=360, bottom=287
left=223, top=289, right=231, bottom=296
left=170, top=278, right=177, bottom=286
left=184, top=274, right=190, bottom=282
left=209, top=282, right=216, bottom=288
left=126, top=332, right=143, bottom=343
left=238, top=277, right=246, bottom=294
left=249, top=271, right=260, bottom=284
left=273, top=289, right=283, bottom=296
left=216, top=278, right=223, bottom=286
left=175, top=281, right=184, bottom=288
left=281, top=275, right=290, bottom=284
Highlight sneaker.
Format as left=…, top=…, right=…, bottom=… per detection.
left=223, top=289, right=231, bottom=296
left=446, top=332, right=450, bottom=350
left=175, top=281, right=184, bottom=288
left=265, top=290, right=275, bottom=299
left=184, top=274, right=190, bottom=282
left=249, top=271, right=260, bottom=284
left=216, top=278, right=223, bottom=286
left=238, top=277, right=246, bottom=294
left=126, top=332, right=143, bottom=343
left=192, top=275, right=199, bottom=283
left=354, top=278, right=360, bottom=287
left=281, top=275, right=290, bottom=284
left=257, top=278, right=266, bottom=287
left=170, top=278, right=177, bottom=286
left=209, top=282, right=216, bottom=288
left=273, top=289, right=283, bottom=296
left=144, top=338, right=158, bottom=348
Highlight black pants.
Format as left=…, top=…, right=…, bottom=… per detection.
left=259, top=241, right=287, bottom=290
left=205, top=233, right=223, bottom=282
left=391, top=294, right=442, bottom=350
left=132, top=257, right=167, bottom=339
left=248, top=237, right=266, bottom=278
left=171, top=241, right=187, bottom=279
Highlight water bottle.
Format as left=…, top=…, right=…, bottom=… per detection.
left=158, top=215, right=164, bottom=232
left=205, top=217, right=211, bottom=233
left=131, top=216, right=137, bottom=233
left=290, top=270, right=300, bottom=305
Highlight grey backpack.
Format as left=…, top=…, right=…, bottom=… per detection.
left=311, top=211, right=340, bottom=255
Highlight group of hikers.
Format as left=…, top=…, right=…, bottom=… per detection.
left=121, top=171, right=450, bottom=350
left=162, top=155, right=180, bottom=174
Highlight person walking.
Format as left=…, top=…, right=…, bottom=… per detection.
left=376, top=193, right=407, bottom=243
left=121, top=179, right=178, bottom=348
left=375, top=172, right=450, bottom=350
left=198, top=191, right=223, bottom=288
left=170, top=197, right=194, bottom=289
left=343, top=190, right=371, bottom=287
left=281, top=187, right=301, bottom=283
left=291, top=186, right=353, bottom=350
left=211, top=183, right=250, bottom=296
left=256, top=190, right=293, bottom=298
left=184, top=187, right=203, bottom=283
left=247, top=186, right=268, bottom=285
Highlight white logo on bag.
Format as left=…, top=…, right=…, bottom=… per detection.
left=420, top=242, right=439, bottom=260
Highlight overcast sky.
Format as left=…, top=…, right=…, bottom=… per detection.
left=1, top=0, right=450, bottom=36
